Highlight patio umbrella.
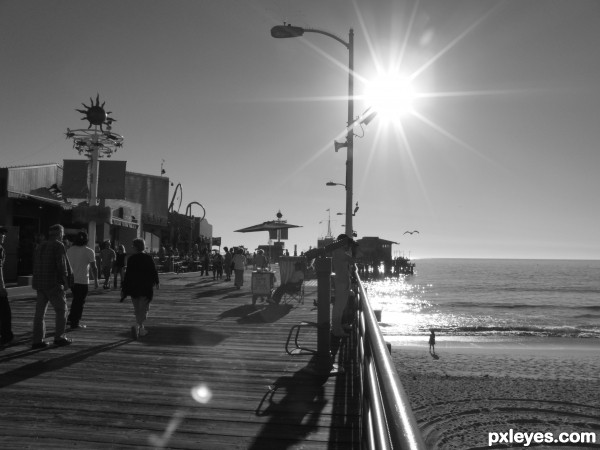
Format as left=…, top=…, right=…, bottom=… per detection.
left=235, top=221, right=301, bottom=233
left=235, top=220, right=302, bottom=240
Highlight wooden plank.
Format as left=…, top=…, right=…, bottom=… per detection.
left=0, top=268, right=359, bottom=449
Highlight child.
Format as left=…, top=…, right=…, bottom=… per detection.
left=429, top=330, right=436, bottom=354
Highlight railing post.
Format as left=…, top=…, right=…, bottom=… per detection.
left=315, top=256, right=332, bottom=366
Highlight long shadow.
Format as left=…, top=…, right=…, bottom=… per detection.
left=251, top=355, right=328, bottom=449
left=237, top=304, right=294, bottom=324
left=218, top=304, right=260, bottom=320
left=222, top=291, right=250, bottom=300
left=125, top=325, right=228, bottom=347
left=194, top=286, right=238, bottom=299
left=0, top=339, right=130, bottom=388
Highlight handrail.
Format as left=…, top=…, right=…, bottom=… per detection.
left=354, top=271, right=426, bottom=449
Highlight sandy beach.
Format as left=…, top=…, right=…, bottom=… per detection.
left=391, top=337, right=600, bottom=449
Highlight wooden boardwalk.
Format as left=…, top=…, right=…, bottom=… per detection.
left=0, top=268, right=360, bottom=449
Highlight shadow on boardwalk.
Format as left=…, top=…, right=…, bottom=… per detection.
left=251, top=355, right=330, bottom=449
left=0, top=339, right=130, bottom=388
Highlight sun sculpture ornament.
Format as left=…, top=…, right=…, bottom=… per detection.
left=65, top=94, right=124, bottom=158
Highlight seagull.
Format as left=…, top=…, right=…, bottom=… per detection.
left=403, top=230, right=419, bottom=235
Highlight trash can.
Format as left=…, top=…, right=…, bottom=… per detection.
left=251, top=270, right=275, bottom=304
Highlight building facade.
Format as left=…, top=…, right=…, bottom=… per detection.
left=1, top=160, right=212, bottom=281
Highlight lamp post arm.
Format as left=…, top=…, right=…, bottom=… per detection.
left=303, top=28, right=350, bottom=49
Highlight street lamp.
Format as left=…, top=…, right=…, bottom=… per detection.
left=271, top=23, right=355, bottom=236
left=65, top=95, right=123, bottom=248
left=326, top=181, right=346, bottom=188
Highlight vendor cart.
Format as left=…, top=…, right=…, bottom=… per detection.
left=251, top=270, right=276, bottom=304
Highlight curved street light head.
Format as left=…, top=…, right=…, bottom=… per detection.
left=271, top=22, right=354, bottom=238
left=271, top=24, right=305, bottom=39
left=326, top=181, right=346, bottom=188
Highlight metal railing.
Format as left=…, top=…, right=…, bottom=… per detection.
left=354, top=272, right=426, bottom=449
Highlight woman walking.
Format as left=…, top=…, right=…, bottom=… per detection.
left=121, top=238, right=159, bottom=339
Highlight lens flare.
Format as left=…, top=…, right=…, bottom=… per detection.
left=191, top=383, right=213, bottom=404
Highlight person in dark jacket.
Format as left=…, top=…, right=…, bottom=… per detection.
left=121, top=238, right=159, bottom=340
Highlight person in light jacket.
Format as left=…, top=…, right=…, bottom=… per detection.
left=232, top=248, right=246, bottom=289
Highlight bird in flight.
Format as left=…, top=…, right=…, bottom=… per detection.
left=403, top=230, right=419, bottom=235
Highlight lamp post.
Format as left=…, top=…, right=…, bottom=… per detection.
left=66, top=95, right=123, bottom=248
left=271, top=24, right=354, bottom=236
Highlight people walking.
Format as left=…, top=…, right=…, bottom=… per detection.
left=0, top=226, right=15, bottom=347
left=201, top=249, right=211, bottom=277
left=211, top=251, right=223, bottom=280
left=66, top=231, right=99, bottom=329
left=223, top=246, right=232, bottom=281
left=232, top=247, right=246, bottom=289
left=31, top=224, right=73, bottom=349
left=100, top=240, right=116, bottom=289
left=113, top=244, right=126, bottom=288
left=121, top=238, right=159, bottom=340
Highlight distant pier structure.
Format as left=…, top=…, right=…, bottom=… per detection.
left=355, top=236, right=415, bottom=278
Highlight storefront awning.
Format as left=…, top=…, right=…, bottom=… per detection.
left=7, top=190, right=73, bottom=209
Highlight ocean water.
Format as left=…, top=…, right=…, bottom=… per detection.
left=364, top=259, right=600, bottom=340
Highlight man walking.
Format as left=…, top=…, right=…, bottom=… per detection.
left=67, top=231, right=99, bottom=329
left=31, top=224, right=72, bottom=349
left=0, top=226, right=14, bottom=347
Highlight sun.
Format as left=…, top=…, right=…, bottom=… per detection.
left=363, top=72, right=416, bottom=126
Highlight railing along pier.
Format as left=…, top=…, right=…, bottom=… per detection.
left=354, top=272, right=425, bottom=449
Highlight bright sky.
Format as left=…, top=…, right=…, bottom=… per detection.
left=2, top=0, right=599, bottom=260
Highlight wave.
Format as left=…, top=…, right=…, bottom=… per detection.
left=420, top=324, right=600, bottom=338
left=441, top=301, right=600, bottom=311
left=574, top=314, right=600, bottom=319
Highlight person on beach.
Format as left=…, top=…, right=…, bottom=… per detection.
left=429, top=330, right=436, bottom=354
left=121, top=238, right=159, bottom=340
left=232, top=247, right=246, bottom=289
left=113, top=244, right=126, bottom=288
left=100, top=240, right=116, bottom=289
left=66, top=231, right=99, bottom=329
left=0, top=226, right=15, bottom=347
left=332, top=234, right=355, bottom=337
left=31, top=224, right=73, bottom=349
